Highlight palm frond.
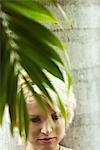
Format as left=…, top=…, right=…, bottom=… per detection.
left=0, top=0, right=72, bottom=140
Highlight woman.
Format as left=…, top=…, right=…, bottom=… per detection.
left=18, top=74, right=76, bottom=150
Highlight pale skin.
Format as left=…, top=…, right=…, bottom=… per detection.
left=27, top=100, right=66, bottom=150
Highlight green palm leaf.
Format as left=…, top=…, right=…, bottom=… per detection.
left=8, top=15, right=64, bottom=50
left=7, top=62, right=18, bottom=135
left=17, top=88, right=29, bottom=140
left=0, top=0, right=72, bottom=140
left=3, top=0, right=58, bottom=23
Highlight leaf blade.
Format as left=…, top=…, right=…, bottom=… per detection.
left=3, top=0, right=57, bottom=23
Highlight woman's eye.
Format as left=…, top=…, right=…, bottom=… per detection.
left=52, top=115, right=59, bottom=121
left=30, top=117, right=41, bottom=123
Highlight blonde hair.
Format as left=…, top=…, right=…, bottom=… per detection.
left=19, top=70, right=76, bottom=126
left=17, top=71, right=76, bottom=148
left=45, top=72, right=76, bottom=125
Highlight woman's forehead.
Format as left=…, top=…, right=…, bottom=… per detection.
left=27, top=100, right=60, bottom=115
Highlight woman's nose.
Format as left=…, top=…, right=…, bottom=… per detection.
left=41, top=120, right=52, bottom=134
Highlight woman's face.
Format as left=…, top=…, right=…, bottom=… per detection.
left=27, top=100, right=65, bottom=150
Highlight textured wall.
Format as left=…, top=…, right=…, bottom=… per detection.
left=0, top=111, right=18, bottom=150
left=0, top=0, right=100, bottom=150
left=51, top=0, right=100, bottom=150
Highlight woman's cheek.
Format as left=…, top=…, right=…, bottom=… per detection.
left=28, top=124, right=39, bottom=142
left=56, top=119, right=65, bottom=134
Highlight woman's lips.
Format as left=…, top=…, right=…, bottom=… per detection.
left=37, top=137, right=56, bottom=144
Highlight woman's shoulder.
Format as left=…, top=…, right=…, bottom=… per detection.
left=60, top=145, right=73, bottom=150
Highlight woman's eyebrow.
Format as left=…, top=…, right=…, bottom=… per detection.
left=51, top=112, right=59, bottom=115
left=51, top=112, right=56, bottom=115
left=29, top=115, right=40, bottom=117
left=51, top=112, right=61, bottom=116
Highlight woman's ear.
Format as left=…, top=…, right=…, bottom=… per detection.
left=64, top=104, right=74, bottom=126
